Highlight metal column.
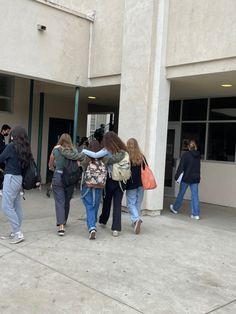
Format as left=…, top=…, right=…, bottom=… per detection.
left=37, top=92, right=44, bottom=173
left=73, top=87, right=80, bottom=144
left=28, top=79, right=34, bottom=140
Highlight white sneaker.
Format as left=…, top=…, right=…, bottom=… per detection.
left=170, top=204, right=178, bottom=214
left=191, top=215, right=200, bottom=220
left=10, top=232, right=25, bottom=244
left=0, top=190, right=2, bottom=196
left=0, top=232, right=15, bottom=240
left=99, top=223, right=106, bottom=228
left=112, top=230, right=119, bottom=237
left=89, top=230, right=96, bottom=240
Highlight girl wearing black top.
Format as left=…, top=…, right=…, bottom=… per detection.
left=0, top=126, right=32, bottom=244
left=170, top=139, right=201, bottom=219
left=126, top=138, right=145, bottom=234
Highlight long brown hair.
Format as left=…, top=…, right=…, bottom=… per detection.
left=103, top=131, right=127, bottom=154
left=127, top=138, right=143, bottom=166
left=57, top=133, right=73, bottom=148
left=10, top=126, right=33, bottom=168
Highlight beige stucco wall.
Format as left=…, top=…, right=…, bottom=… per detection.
left=89, top=0, right=124, bottom=78
left=34, top=91, right=88, bottom=183
left=166, top=0, right=236, bottom=78
left=118, top=0, right=154, bottom=147
left=0, top=0, right=90, bottom=86
left=175, top=161, right=236, bottom=208
left=167, top=0, right=236, bottom=66
left=52, top=0, right=124, bottom=79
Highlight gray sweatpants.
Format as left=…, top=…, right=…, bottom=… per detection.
left=52, top=172, right=74, bottom=225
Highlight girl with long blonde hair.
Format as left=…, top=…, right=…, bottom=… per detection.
left=126, top=138, right=145, bottom=234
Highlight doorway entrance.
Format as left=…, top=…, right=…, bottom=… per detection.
left=46, top=117, right=74, bottom=182
left=164, top=123, right=180, bottom=196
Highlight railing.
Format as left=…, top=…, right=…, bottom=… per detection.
left=87, top=123, right=111, bottom=142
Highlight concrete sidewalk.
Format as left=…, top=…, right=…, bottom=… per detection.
left=0, top=187, right=235, bottom=314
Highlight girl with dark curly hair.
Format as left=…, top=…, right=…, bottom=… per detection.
left=0, top=126, right=32, bottom=244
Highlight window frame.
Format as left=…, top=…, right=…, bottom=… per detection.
left=171, top=97, right=236, bottom=164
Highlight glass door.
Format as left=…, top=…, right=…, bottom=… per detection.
left=164, top=123, right=180, bottom=196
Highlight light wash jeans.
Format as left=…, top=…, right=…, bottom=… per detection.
left=126, top=187, right=144, bottom=225
left=2, top=174, right=23, bottom=233
left=82, top=186, right=103, bottom=232
left=173, top=181, right=200, bottom=216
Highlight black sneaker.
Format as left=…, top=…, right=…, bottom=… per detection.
left=58, top=229, right=65, bottom=236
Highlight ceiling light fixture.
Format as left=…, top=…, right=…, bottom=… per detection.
left=221, top=84, right=233, bottom=88
left=88, top=96, right=96, bottom=99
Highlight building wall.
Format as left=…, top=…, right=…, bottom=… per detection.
left=0, top=77, right=89, bottom=183
left=0, top=0, right=90, bottom=86
left=52, top=0, right=124, bottom=79
left=176, top=161, right=236, bottom=208
left=167, top=0, right=236, bottom=66
left=166, top=0, right=236, bottom=78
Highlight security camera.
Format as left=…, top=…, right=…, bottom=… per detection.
left=37, top=24, right=47, bottom=31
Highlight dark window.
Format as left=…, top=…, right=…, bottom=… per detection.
left=209, top=97, right=236, bottom=120
left=0, top=98, right=12, bottom=111
left=181, top=123, right=206, bottom=156
left=168, top=100, right=181, bottom=121
left=182, top=99, right=207, bottom=121
left=207, top=123, right=236, bottom=162
left=0, top=76, right=13, bottom=112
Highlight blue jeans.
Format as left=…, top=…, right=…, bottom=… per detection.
left=2, top=174, right=23, bottom=233
left=126, top=187, right=144, bottom=224
left=82, top=186, right=103, bottom=232
left=173, top=181, right=200, bottom=216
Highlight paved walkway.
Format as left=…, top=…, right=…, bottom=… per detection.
left=0, top=187, right=235, bottom=314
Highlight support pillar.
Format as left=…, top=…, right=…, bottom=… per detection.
left=37, top=92, right=44, bottom=173
left=119, top=0, right=170, bottom=215
left=73, top=87, right=80, bottom=144
left=142, top=0, right=170, bottom=215
left=28, top=79, right=34, bottom=141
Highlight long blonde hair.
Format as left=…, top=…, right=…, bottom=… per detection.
left=57, top=133, right=73, bottom=148
left=127, top=138, right=143, bottom=166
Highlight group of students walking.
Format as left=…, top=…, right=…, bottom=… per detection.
left=48, top=131, right=146, bottom=239
left=0, top=124, right=201, bottom=244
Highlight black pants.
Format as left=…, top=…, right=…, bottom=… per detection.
left=0, top=163, right=5, bottom=190
left=99, top=176, right=124, bottom=231
left=52, top=172, right=74, bottom=225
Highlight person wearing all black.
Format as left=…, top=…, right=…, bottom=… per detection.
left=94, top=124, right=105, bottom=143
left=170, top=139, right=201, bottom=219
